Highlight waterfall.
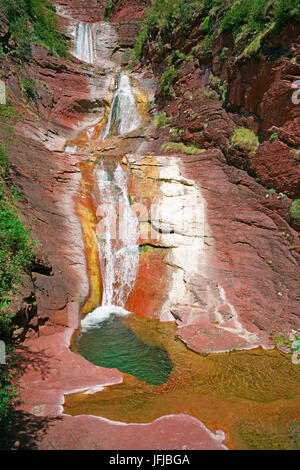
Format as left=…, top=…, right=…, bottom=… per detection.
left=81, top=163, right=139, bottom=329
left=72, top=22, right=95, bottom=65
left=102, top=74, right=141, bottom=139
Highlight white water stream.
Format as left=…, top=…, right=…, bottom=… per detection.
left=102, top=73, right=141, bottom=139
left=81, top=163, right=139, bottom=330
left=72, top=22, right=95, bottom=65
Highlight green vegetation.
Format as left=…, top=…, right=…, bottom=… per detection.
left=159, top=65, right=178, bottom=96
left=104, top=1, right=113, bottom=22
left=231, top=127, right=259, bottom=154
left=154, top=111, right=171, bottom=129
left=209, top=73, right=228, bottom=104
left=290, top=199, right=300, bottom=219
left=0, top=0, right=69, bottom=59
left=161, top=141, right=206, bottom=155
left=193, top=34, right=213, bottom=56
left=271, top=332, right=300, bottom=349
left=270, top=132, right=279, bottom=142
left=20, top=76, right=37, bottom=101
left=202, top=15, right=210, bottom=33
left=134, top=0, right=300, bottom=63
left=0, top=104, right=35, bottom=440
left=169, top=127, right=184, bottom=137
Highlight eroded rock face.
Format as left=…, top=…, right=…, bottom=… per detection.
left=143, top=20, right=300, bottom=215
left=125, top=153, right=300, bottom=353
left=53, top=0, right=106, bottom=22
left=250, top=141, right=300, bottom=199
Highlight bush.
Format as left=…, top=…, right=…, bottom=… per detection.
left=270, top=132, right=279, bottom=142
left=161, top=141, right=206, bottom=155
left=202, top=15, right=210, bottom=32
left=290, top=199, right=300, bottom=219
left=104, top=1, right=113, bottom=22
left=20, top=76, right=36, bottom=101
left=231, top=127, right=259, bottom=153
left=160, top=65, right=178, bottom=96
left=0, top=103, right=35, bottom=435
left=134, top=0, right=300, bottom=64
left=154, top=112, right=171, bottom=128
left=0, top=0, right=68, bottom=59
left=0, top=144, right=8, bottom=171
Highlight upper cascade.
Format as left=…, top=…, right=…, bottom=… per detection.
left=102, top=73, right=141, bottom=139
left=72, top=22, right=95, bottom=65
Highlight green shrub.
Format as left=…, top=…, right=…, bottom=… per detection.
left=154, top=112, right=171, bottom=129
left=194, top=34, right=213, bottom=56
left=134, top=0, right=300, bottom=64
left=0, top=144, right=8, bottom=171
left=160, top=65, right=178, bottom=96
left=104, top=1, right=113, bottom=22
left=0, top=0, right=68, bottom=59
left=20, top=76, right=36, bottom=101
left=220, top=47, right=229, bottom=59
left=231, top=127, right=259, bottom=153
left=0, top=106, right=20, bottom=143
left=290, top=199, right=300, bottom=219
left=202, top=15, right=210, bottom=33
left=161, top=141, right=206, bottom=155
left=270, top=132, right=279, bottom=142
left=0, top=103, right=35, bottom=436
left=209, top=73, right=228, bottom=104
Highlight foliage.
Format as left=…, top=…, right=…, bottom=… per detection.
left=159, top=65, right=178, bottom=96
left=209, top=73, right=228, bottom=104
left=0, top=104, right=35, bottom=435
left=154, top=112, right=171, bottom=129
left=0, top=0, right=68, bottom=59
left=0, top=106, right=21, bottom=143
left=20, top=76, right=37, bottom=101
left=202, top=15, right=210, bottom=33
left=231, top=127, right=259, bottom=154
left=104, top=1, right=113, bottom=22
left=270, top=132, right=279, bottom=142
left=0, top=359, right=19, bottom=448
left=0, top=144, right=8, bottom=171
left=134, top=0, right=300, bottom=63
left=161, top=141, right=206, bottom=155
left=290, top=199, right=300, bottom=219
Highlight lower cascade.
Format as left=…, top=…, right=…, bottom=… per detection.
left=81, top=162, right=139, bottom=329
left=76, top=161, right=172, bottom=385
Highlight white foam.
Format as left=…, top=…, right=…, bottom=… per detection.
left=81, top=305, right=131, bottom=330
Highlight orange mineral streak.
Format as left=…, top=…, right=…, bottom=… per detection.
left=125, top=155, right=169, bottom=317
left=126, top=248, right=168, bottom=318
left=75, top=161, right=102, bottom=315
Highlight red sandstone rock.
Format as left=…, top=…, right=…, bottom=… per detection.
left=250, top=141, right=300, bottom=198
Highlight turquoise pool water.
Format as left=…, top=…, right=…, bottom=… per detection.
left=73, top=315, right=172, bottom=385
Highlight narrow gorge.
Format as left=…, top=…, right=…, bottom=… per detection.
left=0, top=0, right=300, bottom=451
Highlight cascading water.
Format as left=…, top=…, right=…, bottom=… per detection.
left=81, top=162, right=139, bottom=329
left=72, top=22, right=95, bottom=65
left=102, top=73, right=141, bottom=139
